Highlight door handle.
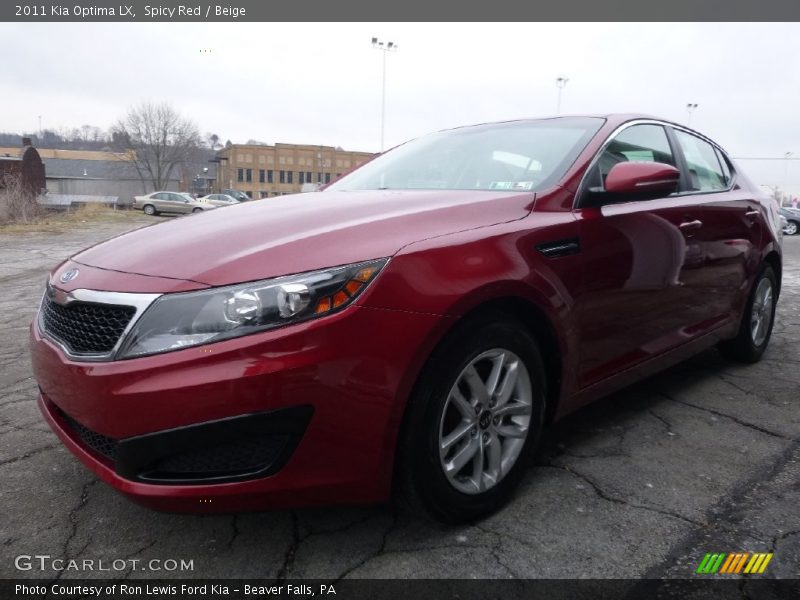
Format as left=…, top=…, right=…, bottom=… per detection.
left=679, top=219, right=703, bottom=231
left=745, top=209, right=760, bottom=218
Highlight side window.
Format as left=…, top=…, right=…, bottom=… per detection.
left=674, top=130, right=727, bottom=192
left=714, top=147, right=733, bottom=187
left=152, top=193, right=166, bottom=200
left=590, top=124, right=675, bottom=190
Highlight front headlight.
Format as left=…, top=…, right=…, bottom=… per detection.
left=118, top=259, right=387, bottom=359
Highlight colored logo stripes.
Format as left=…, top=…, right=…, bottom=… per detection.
left=696, top=552, right=773, bottom=574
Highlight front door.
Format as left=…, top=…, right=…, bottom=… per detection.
left=574, top=122, right=712, bottom=387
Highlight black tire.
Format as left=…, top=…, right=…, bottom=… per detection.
left=143, top=204, right=157, bottom=216
left=192, top=207, right=203, bottom=214
left=398, top=312, right=547, bottom=524
left=718, top=264, right=778, bottom=363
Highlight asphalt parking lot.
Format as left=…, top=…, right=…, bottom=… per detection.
left=1, top=216, right=798, bottom=582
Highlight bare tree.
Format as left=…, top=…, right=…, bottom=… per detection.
left=111, top=103, right=202, bottom=191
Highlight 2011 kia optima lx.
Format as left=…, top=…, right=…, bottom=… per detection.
left=31, top=115, right=783, bottom=522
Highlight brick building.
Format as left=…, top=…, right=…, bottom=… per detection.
left=214, top=143, right=375, bottom=198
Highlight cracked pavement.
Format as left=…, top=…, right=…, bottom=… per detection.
left=1, top=217, right=798, bottom=581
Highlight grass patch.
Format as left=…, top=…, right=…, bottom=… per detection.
left=0, top=205, right=153, bottom=233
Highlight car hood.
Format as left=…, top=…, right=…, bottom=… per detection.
left=73, top=189, right=533, bottom=286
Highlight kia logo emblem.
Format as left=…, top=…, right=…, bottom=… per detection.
left=59, top=268, right=80, bottom=283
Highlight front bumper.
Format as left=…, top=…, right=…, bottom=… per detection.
left=31, top=304, right=445, bottom=512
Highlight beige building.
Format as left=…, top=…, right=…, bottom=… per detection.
left=214, top=143, right=375, bottom=198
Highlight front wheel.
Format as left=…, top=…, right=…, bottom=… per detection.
left=399, top=313, right=546, bottom=523
left=785, top=220, right=799, bottom=236
left=718, top=264, right=778, bottom=363
left=192, top=207, right=203, bottom=214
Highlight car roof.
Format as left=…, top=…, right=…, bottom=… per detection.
left=437, top=113, right=723, bottom=153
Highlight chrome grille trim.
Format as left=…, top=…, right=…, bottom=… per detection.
left=37, top=286, right=161, bottom=362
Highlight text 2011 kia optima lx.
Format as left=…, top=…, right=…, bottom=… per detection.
left=31, top=115, right=783, bottom=522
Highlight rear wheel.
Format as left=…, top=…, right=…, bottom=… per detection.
left=399, top=313, right=546, bottom=523
left=192, top=207, right=203, bottom=214
left=785, top=220, right=799, bottom=236
left=719, top=264, right=778, bottom=363
left=143, top=204, right=156, bottom=216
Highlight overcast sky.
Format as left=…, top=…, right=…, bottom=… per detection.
left=1, top=22, right=799, bottom=192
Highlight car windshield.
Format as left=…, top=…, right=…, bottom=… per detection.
left=327, top=117, right=604, bottom=193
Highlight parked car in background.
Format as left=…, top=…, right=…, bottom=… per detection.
left=200, top=193, right=243, bottom=207
left=133, top=192, right=216, bottom=216
left=779, top=207, right=800, bottom=235
left=222, top=189, right=252, bottom=202
left=32, top=115, right=782, bottom=523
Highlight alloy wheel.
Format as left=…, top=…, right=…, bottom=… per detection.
left=438, top=348, right=533, bottom=495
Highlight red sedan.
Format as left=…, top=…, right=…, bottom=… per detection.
left=30, top=115, right=783, bottom=523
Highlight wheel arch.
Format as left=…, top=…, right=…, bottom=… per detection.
left=388, top=292, right=567, bottom=503
left=446, top=296, right=564, bottom=425
left=391, top=293, right=566, bottom=473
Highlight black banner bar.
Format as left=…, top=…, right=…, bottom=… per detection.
left=3, top=0, right=800, bottom=22
left=3, top=579, right=800, bottom=600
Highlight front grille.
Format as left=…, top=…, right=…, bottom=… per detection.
left=41, top=294, right=135, bottom=354
left=146, top=435, right=289, bottom=480
left=57, top=407, right=119, bottom=463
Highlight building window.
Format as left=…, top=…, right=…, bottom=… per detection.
left=259, top=169, right=265, bottom=183
left=325, top=173, right=331, bottom=183
left=317, top=172, right=323, bottom=183
left=268, top=170, right=273, bottom=183
left=237, top=168, right=244, bottom=182
left=246, top=169, right=252, bottom=183
left=280, top=170, right=286, bottom=183
left=306, top=171, right=312, bottom=182
left=299, top=172, right=305, bottom=184
left=287, top=171, right=293, bottom=184
left=260, top=191, right=269, bottom=198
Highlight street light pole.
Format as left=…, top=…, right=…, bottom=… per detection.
left=371, top=37, right=397, bottom=152
left=555, top=77, right=569, bottom=114
left=686, top=103, right=698, bottom=126
left=785, top=152, right=793, bottom=204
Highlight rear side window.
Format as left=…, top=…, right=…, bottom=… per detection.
left=714, top=147, right=733, bottom=186
left=674, top=130, right=728, bottom=192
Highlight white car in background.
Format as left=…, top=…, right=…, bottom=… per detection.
left=199, top=193, right=244, bottom=207
left=133, top=192, right=216, bottom=216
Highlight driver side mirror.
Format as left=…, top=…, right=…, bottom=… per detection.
left=604, top=161, right=680, bottom=196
